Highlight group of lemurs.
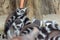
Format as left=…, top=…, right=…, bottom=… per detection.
left=3, top=8, right=60, bottom=40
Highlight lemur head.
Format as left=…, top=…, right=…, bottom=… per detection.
left=44, top=20, right=59, bottom=30
left=45, top=21, right=52, bottom=26
left=44, top=20, right=58, bottom=27
left=12, top=18, right=24, bottom=30
left=16, top=8, right=27, bottom=16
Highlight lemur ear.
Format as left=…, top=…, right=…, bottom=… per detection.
left=16, top=8, right=20, bottom=12
left=16, top=8, right=20, bottom=10
left=22, top=7, right=28, bottom=12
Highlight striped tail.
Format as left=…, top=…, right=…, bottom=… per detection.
left=22, top=16, right=31, bottom=25
left=20, top=23, right=39, bottom=35
left=48, top=36, right=60, bottom=40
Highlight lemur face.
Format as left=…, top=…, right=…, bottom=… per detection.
left=44, top=21, right=58, bottom=27
left=12, top=19, right=24, bottom=30
left=16, top=8, right=27, bottom=16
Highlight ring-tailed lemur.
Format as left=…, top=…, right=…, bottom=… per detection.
left=4, top=8, right=31, bottom=38
left=20, top=20, right=60, bottom=40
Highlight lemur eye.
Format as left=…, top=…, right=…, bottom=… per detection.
left=21, top=10, right=24, bottom=13
left=17, top=26, right=20, bottom=28
left=17, top=10, right=19, bottom=12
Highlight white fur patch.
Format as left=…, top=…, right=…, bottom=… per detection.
left=39, top=31, right=46, bottom=38
left=45, top=26, right=51, bottom=33
left=7, top=30, right=12, bottom=39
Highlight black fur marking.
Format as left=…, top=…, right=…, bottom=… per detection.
left=50, top=37, right=54, bottom=40
left=15, top=19, right=22, bottom=25
left=21, top=31, right=27, bottom=34
left=55, top=24, right=59, bottom=30
left=28, top=27, right=33, bottom=30
left=40, top=27, right=48, bottom=35
left=48, top=24, right=55, bottom=31
left=24, top=18, right=29, bottom=23
left=20, top=13, right=26, bottom=19
left=37, top=34, right=44, bottom=39
left=22, top=27, right=33, bottom=34
left=25, top=28, right=30, bottom=33
left=56, top=36, right=60, bottom=40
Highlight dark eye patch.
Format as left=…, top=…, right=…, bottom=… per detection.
left=17, top=26, right=20, bottom=28
left=21, top=10, right=24, bottom=13
left=17, top=10, right=19, bottom=12
left=21, top=31, right=27, bottom=34
left=8, top=20, right=11, bottom=22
